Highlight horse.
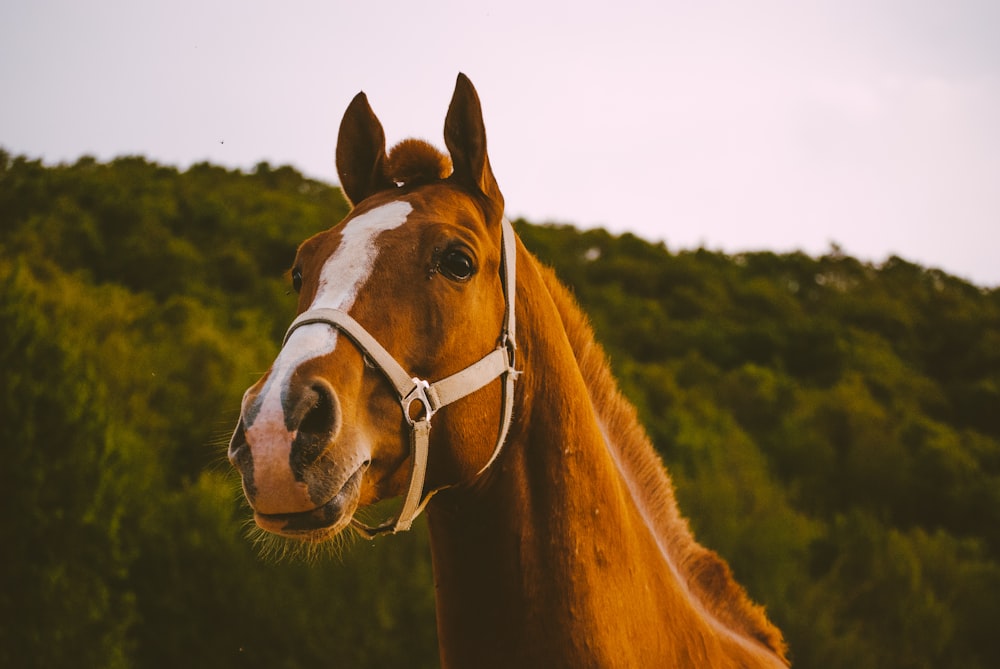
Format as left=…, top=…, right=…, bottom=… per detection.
left=228, top=73, right=790, bottom=668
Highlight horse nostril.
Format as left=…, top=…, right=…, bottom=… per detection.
left=228, top=418, right=257, bottom=500
left=300, top=383, right=335, bottom=436
left=290, top=379, right=340, bottom=472
left=228, top=418, right=248, bottom=465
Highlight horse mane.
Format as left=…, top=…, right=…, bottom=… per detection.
left=536, top=262, right=789, bottom=663
left=387, top=139, right=452, bottom=186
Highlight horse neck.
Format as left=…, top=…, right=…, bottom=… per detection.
left=426, top=251, right=786, bottom=668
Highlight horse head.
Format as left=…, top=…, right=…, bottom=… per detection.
left=228, top=74, right=517, bottom=542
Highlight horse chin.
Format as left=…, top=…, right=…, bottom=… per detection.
left=253, top=465, right=365, bottom=542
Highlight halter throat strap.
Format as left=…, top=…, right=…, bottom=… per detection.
left=281, top=218, right=519, bottom=538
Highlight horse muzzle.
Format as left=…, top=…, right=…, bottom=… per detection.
left=228, top=376, right=370, bottom=540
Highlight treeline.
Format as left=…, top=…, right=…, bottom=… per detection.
left=1, top=150, right=998, bottom=668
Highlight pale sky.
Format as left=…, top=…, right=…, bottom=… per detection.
left=3, top=1, right=998, bottom=286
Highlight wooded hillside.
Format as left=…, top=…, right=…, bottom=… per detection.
left=2, top=150, right=998, bottom=668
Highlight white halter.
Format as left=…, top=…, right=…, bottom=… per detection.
left=282, top=218, right=519, bottom=537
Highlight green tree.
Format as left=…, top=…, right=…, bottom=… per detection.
left=4, top=152, right=999, bottom=669
left=0, top=261, right=135, bottom=667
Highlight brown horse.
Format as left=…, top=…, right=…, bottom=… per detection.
left=229, top=74, right=789, bottom=668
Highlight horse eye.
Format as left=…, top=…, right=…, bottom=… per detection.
left=291, top=267, right=303, bottom=293
left=439, top=248, right=475, bottom=282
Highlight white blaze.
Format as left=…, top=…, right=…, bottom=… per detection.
left=245, top=200, right=413, bottom=430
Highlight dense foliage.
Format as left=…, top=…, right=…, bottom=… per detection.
left=2, top=150, right=998, bottom=668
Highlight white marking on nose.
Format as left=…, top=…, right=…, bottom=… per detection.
left=245, top=200, right=413, bottom=431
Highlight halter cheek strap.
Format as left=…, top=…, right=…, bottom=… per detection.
left=282, top=218, right=519, bottom=537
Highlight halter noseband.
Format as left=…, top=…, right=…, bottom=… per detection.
left=281, top=218, right=519, bottom=538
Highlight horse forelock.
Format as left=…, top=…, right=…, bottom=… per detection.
left=537, top=265, right=789, bottom=664
left=387, top=138, right=452, bottom=187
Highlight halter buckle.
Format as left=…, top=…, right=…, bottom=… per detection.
left=501, top=332, right=517, bottom=371
left=402, top=378, right=434, bottom=426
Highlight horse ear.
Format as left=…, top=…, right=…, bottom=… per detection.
left=336, top=92, right=395, bottom=207
left=444, top=73, right=504, bottom=223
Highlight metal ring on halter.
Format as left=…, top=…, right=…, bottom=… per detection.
left=402, top=378, right=435, bottom=425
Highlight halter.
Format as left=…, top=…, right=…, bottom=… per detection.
left=282, top=217, right=519, bottom=538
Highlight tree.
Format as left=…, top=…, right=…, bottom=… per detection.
left=0, top=261, right=135, bottom=667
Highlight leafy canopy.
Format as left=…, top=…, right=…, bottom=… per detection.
left=2, top=149, right=998, bottom=669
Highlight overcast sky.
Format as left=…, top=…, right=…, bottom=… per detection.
left=3, top=1, right=998, bottom=286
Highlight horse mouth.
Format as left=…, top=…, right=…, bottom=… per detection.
left=254, top=465, right=365, bottom=541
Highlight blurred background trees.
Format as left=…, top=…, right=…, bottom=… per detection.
left=2, top=150, right=997, bottom=668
